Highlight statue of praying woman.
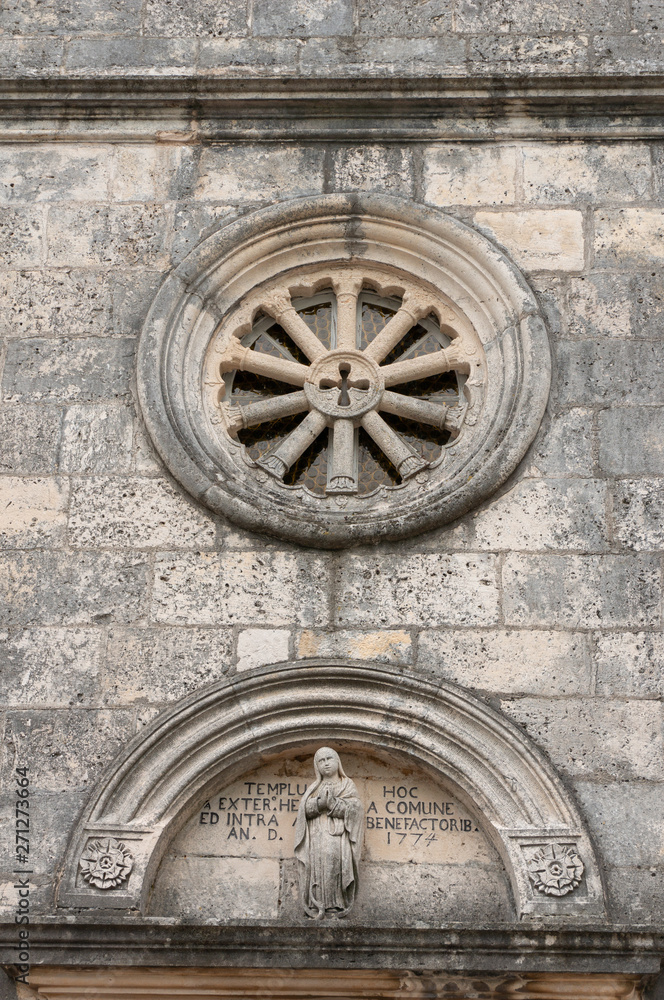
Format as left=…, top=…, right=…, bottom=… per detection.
left=293, top=747, right=364, bottom=919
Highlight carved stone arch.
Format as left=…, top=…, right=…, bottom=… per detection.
left=58, top=662, right=604, bottom=921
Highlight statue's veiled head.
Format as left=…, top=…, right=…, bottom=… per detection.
left=313, top=747, right=345, bottom=782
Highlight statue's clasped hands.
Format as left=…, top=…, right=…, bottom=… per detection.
left=305, top=786, right=346, bottom=819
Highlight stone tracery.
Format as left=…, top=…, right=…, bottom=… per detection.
left=211, top=267, right=483, bottom=496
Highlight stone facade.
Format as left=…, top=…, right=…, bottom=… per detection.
left=1, top=0, right=664, bottom=995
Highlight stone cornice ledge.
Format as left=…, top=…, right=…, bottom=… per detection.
left=3, top=73, right=664, bottom=139
left=0, top=922, right=662, bottom=972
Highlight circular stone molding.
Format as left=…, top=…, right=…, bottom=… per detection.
left=137, top=195, right=551, bottom=547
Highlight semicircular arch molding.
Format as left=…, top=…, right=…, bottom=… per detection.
left=58, top=662, right=604, bottom=921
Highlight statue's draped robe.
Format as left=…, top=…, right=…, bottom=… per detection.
left=294, top=776, right=363, bottom=918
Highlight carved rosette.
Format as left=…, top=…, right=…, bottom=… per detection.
left=79, top=837, right=134, bottom=890
left=527, top=844, right=584, bottom=897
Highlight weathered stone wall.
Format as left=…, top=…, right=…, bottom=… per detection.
left=2, top=0, right=664, bottom=77
left=0, top=0, right=663, bottom=946
left=0, top=135, right=662, bottom=927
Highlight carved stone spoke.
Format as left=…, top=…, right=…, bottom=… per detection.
left=361, top=410, right=428, bottom=480
left=328, top=418, right=358, bottom=494
left=218, top=270, right=481, bottom=495
left=332, top=275, right=364, bottom=351
left=381, top=339, right=476, bottom=387
left=257, top=410, right=328, bottom=480
left=219, top=339, right=310, bottom=387
left=262, top=289, right=327, bottom=362
left=227, top=391, right=309, bottom=434
left=363, top=291, right=432, bottom=363
left=379, top=391, right=448, bottom=430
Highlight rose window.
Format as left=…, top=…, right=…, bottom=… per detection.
left=138, top=195, right=551, bottom=546
left=208, top=270, right=483, bottom=499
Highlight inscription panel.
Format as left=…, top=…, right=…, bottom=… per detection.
left=172, top=753, right=493, bottom=865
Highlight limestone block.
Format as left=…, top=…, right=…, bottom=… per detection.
left=68, top=477, right=216, bottom=549
left=0, top=551, right=149, bottom=626
left=171, top=204, right=237, bottom=264
left=474, top=210, right=584, bottom=271
left=144, top=0, right=247, bottom=36
left=111, top=269, right=162, bottom=335
left=0, top=207, right=42, bottom=267
left=0, top=477, right=68, bottom=549
left=0, top=39, right=64, bottom=77
left=358, top=0, right=453, bottom=33
left=0, top=269, right=113, bottom=339
left=417, top=629, right=590, bottom=695
left=103, top=627, right=234, bottom=704
left=457, top=0, right=628, bottom=31
left=604, top=867, right=664, bottom=924
left=132, top=418, right=164, bottom=475
left=599, top=407, right=664, bottom=475
left=0, top=627, right=102, bottom=706
left=45, top=205, right=170, bottom=267
left=64, top=38, right=197, bottom=75
left=299, top=36, right=466, bottom=76
left=0, top=146, right=111, bottom=205
left=1, top=0, right=141, bottom=34
left=522, top=144, right=651, bottom=205
left=632, top=271, right=664, bottom=338
left=0, top=790, right=86, bottom=879
left=575, top=782, right=664, bottom=866
left=520, top=408, right=596, bottom=478
left=467, top=34, right=589, bottom=75
left=195, top=145, right=324, bottom=204
left=151, top=552, right=332, bottom=626
left=297, top=629, right=412, bottom=664
left=0, top=968, right=16, bottom=1000
left=198, top=38, right=301, bottom=76
left=253, top=0, right=353, bottom=36
left=111, top=146, right=196, bottom=203
left=424, top=145, right=516, bottom=207
left=2, top=709, right=135, bottom=791
left=500, top=697, right=664, bottom=780
left=151, top=856, right=280, bottom=920
left=594, top=208, right=664, bottom=266
left=0, top=405, right=61, bottom=474
left=595, top=632, right=664, bottom=697
left=529, top=275, right=565, bottom=335
left=60, top=405, right=133, bottom=474
left=554, top=341, right=664, bottom=406
left=0, top=879, right=53, bottom=920
left=613, top=480, right=664, bottom=551
left=352, top=861, right=512, bottom=925
left=2, top=338, right=134, bottom=403
left=331, top=146, right=414, bottom=196
left=462, top=479, right=608, bottom=551
left=502, top=554, right=661, bottom=628
left=335, top=554, right=499, bottom=627
left=593, top=33, right=664, bottom=75
left=237, top=628, right=290, bottom=672
left=632, top=0, right=662, bottom=30
left=566, top=274, right=632, bottom=338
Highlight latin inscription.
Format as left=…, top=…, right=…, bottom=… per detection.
left=175, top=756, right=492, bottom=865
left=199, top=781, right=307, bottom=843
